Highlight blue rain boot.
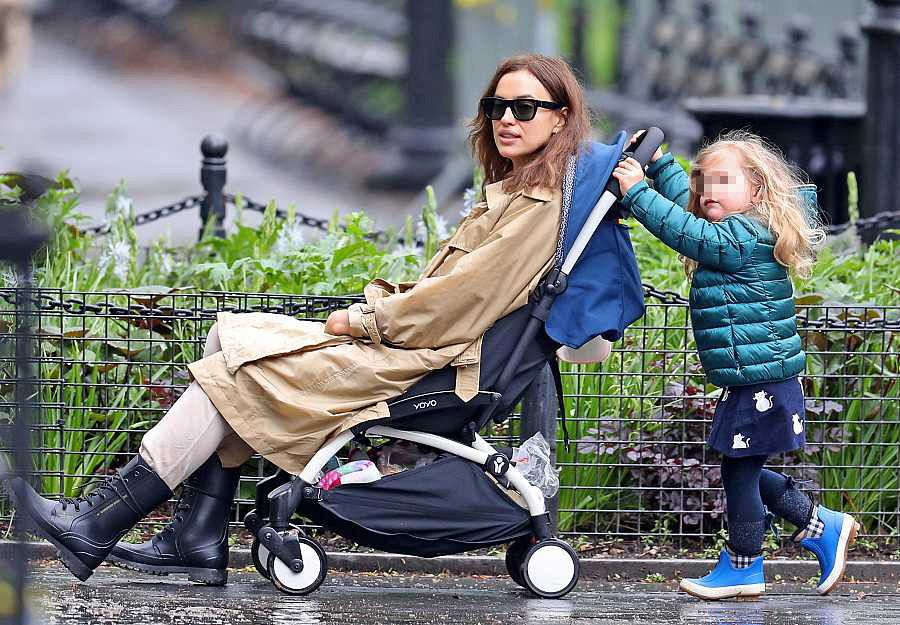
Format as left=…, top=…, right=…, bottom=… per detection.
left=797, top=505, right=860, bottom=595
left=680, top=549, right=766, bottom=601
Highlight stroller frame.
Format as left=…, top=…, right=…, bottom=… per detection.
left=244, top=129, right=665, bottom=599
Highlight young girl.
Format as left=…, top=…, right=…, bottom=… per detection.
left=613, top=130, right=859, bottom=600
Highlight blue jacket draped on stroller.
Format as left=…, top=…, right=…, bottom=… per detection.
left=244, top=129, right=665, bottom=599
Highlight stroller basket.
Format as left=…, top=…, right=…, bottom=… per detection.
left=304, top=456, right=531, bottom=557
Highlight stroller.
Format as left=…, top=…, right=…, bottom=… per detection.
left=243, top=129, right=665, bottom=598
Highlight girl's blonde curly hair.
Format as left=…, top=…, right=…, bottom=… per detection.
left=683, top=129, right=826, bottom=279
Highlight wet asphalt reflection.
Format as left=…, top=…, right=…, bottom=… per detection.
left=24, top=562, right=900, bottom=625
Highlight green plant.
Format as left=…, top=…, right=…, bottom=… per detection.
left=1, top=180, right=448, bottom=500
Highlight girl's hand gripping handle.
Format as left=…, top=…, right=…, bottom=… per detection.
left=607, top=127, right=665, bottom=199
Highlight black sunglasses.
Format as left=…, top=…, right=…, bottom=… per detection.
left=480, top=97, right=562, bottom=122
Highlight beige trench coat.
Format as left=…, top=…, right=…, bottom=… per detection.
left=188, top=181, right=562, bottom=473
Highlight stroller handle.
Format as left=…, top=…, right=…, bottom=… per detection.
left=475, top=126, right=666, bottom=434
left=606, top=126, right=666, bottom=199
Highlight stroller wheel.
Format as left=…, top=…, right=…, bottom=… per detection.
left=505, top=536, right=531, bottom=588
left=521, top=538, right=580, bottom=599
left=267, top=535, right=328, bottom=596
left=251, top=538, right=271, bottom=580
left=252, top=523, right=302, bottom=580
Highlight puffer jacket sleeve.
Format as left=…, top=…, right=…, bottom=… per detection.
left=353, top=197, right=558, bottom=349
left=646, top=152, right=690, bottom=209
left=621, top=180, right=759, bottom=272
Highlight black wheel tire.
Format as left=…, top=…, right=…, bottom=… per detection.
left=505, top=536, right=531, bottom=588
left=267, top=535, right=328, bottom=596
left=251, top=537, right=271, bottom=580
left=521, top=538, right=580, bottom=599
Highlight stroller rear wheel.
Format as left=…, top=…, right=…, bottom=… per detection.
left=251, top=537, right=271, bottom=580
left=521, top=539, right=579, bottom=599
left=267, top=535, right=328, bottom=596
left=505, top=536, right=532, bottom=588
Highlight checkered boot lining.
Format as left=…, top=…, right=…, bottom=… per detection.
left=726, top=546, right=759, bottom=569
left=804, top=505, right=825, bottom=540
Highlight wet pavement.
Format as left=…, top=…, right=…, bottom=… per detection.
left=23, top=561, right=900, bottom=625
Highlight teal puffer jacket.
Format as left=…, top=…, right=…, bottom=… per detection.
left=621, top=153, right=805, bottom=388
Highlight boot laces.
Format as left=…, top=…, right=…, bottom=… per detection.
left=157, top=485, right=196, bottom=538
left=59, top=477, right=121, bottom=512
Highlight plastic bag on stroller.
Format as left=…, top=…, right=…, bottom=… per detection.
left=512, top=432, right=559, bottom=498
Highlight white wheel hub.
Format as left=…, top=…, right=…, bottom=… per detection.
left=270, top=542, right=324, bottom=592
left=526, top=544, right=576, bottom=594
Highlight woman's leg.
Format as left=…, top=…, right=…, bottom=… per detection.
left=139, top=381, right=235, bottom=490
left=110, top=323, right=253, bottom=585
left=140, top=322, right=254, bottom=487
left=9, top=322, right=254, bottom=582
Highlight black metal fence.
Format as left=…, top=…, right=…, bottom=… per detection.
left=1, top=287, right=896, bottom=546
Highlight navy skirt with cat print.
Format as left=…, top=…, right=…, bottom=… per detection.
left=708, top=376, right=807, bottom=458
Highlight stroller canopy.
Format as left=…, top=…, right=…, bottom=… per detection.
left=545, top=132, right=646, bottom=349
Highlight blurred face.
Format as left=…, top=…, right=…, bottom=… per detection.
left=491, top=70, right=567, bottom=170
left=691, top=149, right=757, bottom=222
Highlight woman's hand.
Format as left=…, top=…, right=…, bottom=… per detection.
left=629, top=130, right=664, bottom=163
left=324, top=309, right=351, bottom=336
left=612, top=157, right=646, bottom=196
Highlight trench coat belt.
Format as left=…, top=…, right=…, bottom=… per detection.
left=451, top=334, right=483, bottom=402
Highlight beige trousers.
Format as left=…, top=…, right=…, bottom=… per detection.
left=139, top=323, right=255, bottom=489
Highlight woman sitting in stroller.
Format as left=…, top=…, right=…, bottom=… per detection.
left=11, top=53, right=597, bottom=587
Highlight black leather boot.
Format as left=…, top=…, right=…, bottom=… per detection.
left=9, top=455, right=172, bottom=581
left=108, top=453, right=241, bottom=585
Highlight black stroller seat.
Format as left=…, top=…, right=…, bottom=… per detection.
left=374, top=304, right=559, bottom=439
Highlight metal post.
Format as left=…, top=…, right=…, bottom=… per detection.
left=199, top=134, right=228, bottom=240
left=367, top=0, right=455, bottom=189
left=0, top=205, right=47, bottom=625
left=861, top=0, right=900, bottom=232
left=570, top=0, right=588, bottom=80
left=520, top=364, right=559, bottom=533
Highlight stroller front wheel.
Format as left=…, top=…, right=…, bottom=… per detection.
left=267, top=535, right=328, bottom=596
left=521, top=539, right=580, bottom=599
left=252, top=523, right=303, bottom=581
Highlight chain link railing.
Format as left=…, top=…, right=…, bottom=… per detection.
left=76, top=187, right=900, bottom=242
left=65, top=134, right=900, bottom=245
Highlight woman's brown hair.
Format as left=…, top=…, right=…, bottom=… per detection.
left=467, top=54, right=592, bottom=193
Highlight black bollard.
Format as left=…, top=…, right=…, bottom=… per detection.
left=200, top=134, right=228, bottom=240
left=570, top=0, right=588, bottom=81
left=365, top=0, right=455, bottom=190
left=861, top=0, right=900, bottom=230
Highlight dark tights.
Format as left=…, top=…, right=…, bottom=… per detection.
left=721, top=455, right=813, bottom=556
